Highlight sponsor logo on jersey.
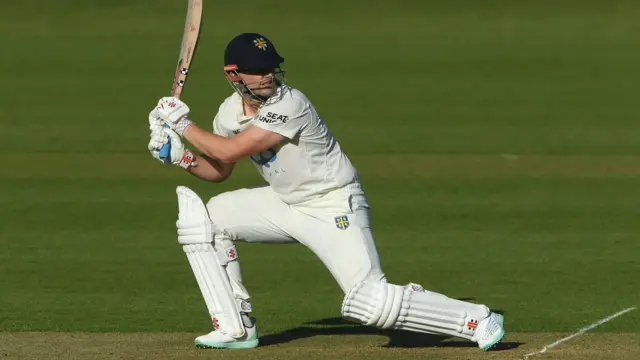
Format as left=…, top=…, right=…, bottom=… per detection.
left=258, top=115, right=277, bottom=124
left=265, top=112, right=289, bottom=123
left=250, top=148, right=277, bottom=168
left=258, top=111, right=289, bottom=124
left=335, top=216, right=349, bottom=230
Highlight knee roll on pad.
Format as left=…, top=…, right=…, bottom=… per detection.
left=341, top=281, right=404, bottom=329
left=176, top=193, right=216, bottom=245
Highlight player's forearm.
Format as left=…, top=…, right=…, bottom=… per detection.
left=185, top=152, right=234, bottom=182
left=183, top=124, right=238, bottom=163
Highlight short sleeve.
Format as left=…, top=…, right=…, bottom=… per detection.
left=213, top=112, right=230, bottom=137
left=212, top=95, right=239, bottom=138
left=252, top=94, right=309, bottom=139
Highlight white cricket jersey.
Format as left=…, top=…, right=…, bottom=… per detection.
left=212, top=86, right=359, bottom=204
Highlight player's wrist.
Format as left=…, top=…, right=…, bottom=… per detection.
left=175, top=118, right=193, bottom=136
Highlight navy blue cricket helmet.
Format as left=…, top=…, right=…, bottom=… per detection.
left=224, top=33, right=284, bottom=71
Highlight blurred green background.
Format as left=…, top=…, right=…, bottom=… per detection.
left=0, top=0, right=638, bottom=335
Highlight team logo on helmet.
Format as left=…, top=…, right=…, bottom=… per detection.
left=253, top=37, right=267, bottom=51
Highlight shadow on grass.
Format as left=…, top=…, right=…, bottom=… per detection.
left=259, top=316, right=522, bottom=350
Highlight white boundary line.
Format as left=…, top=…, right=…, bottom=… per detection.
left=523, top=307, right=637, bottom=359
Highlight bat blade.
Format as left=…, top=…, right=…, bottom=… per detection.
left=160, top=0, right=203, bottom=160
left=171, top=0, right=203, bottom=98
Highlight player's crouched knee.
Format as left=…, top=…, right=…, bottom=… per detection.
left=205, top=192, right=235, bottom=224
left=206, top=192, right=231, bottom=211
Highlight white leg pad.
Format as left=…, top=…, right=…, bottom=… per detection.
left=342, top=281, right=490, bottom=340
left=176, top=186, right=245, bottom=338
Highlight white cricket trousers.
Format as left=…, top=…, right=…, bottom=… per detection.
left=206, top=183, right=386, bottom=293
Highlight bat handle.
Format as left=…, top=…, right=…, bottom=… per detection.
left=158, top=124, right=171, bottom=160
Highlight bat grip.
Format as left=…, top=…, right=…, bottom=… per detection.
left=158, top=124, right=171, bottom=160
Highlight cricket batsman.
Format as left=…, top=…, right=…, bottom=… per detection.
left=147, top=33, right=505, bottom=350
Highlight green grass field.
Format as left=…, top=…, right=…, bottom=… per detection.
left=1, top=1, right=639, bottom=359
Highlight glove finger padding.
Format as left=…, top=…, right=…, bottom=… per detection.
left=149, top=119, right=163, bottom=132
left=149, top=127, right=165, bottom=139
left=148, top=127, right=168, bottom=151
left=149, top=108, right=162, bottom=125
left=148, top=139, right=165, bottom=152
left=150, top=127, right=167, bottom=141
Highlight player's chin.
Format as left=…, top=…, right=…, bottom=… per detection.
left=253, top=88, right=276, bottom=98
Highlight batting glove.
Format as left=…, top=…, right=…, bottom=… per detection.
left=155, top=97, right=193, bottom=136
left=148, top=127, right=197, bottom=169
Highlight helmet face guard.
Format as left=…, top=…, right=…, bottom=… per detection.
left=224, top=64, right=287, bottom=106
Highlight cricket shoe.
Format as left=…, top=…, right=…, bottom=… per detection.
left=473, top=312, right=504, bottom=351
left=195, top=317, right=259, bottom=349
